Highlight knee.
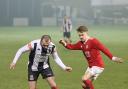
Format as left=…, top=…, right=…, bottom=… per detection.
left=82, top=76, right=88, bottom=82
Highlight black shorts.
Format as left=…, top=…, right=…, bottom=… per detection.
left=63, top=32, right=71, bottom=38
left=28, top=67, right=54, bottom=81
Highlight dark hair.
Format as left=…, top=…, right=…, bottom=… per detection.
left=76, top=26, right=88, bottom=33
left=41, top=35, right=51, bottom=42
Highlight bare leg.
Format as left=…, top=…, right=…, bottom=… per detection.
left=46, top=77, right=58, bottom=89
left=28, top=81, right=37, bottom=89
left=82, top=71, right=94, bottom=89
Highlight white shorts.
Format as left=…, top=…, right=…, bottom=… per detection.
left=85, top=66, right=104, bottom=80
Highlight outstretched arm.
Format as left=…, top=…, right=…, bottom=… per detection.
left=52, top=48, right=72, bottom=72
left=10, top=45, right=31, bottom=69
left=93, top=38, right=123, bottom=63
left=59, top=39, right=81, bottom=50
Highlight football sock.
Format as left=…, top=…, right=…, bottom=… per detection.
left=51, top=86, right=58, bottom=89
left=82, top=85, right=90, bottom=89
left=83, top=80, right=94, bottom=89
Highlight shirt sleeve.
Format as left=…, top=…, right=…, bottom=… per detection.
left=12, top=44, right=31, bottom=64
left=66, top=41, right=82, bottom=50
left=52, top=48, right=66, bottom=70
left=93, top=38, right=113, bottom=59
left=12, top=40, right=36, bottom=64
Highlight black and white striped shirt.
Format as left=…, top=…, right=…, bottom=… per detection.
left=12, top=39, right=66, bottom=71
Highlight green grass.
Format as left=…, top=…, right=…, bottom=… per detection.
left=0, top=25, right=128, bottom=89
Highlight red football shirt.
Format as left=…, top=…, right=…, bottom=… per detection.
left=65, top=38, right=113, bottom=68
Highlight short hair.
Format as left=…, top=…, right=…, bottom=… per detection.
left=41, top=35, right=51, bottom=42
left=76, top=26, right=88, bottom=33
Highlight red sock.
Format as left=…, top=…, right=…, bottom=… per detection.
left=83, top=80, right=94, bottom=89
left=51, top=86, right=58, bottom=89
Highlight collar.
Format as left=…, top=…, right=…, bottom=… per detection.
left=82, top=36, right=90, bottom=44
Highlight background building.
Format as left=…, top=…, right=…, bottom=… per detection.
left=0, top=0, right=128, bottom=26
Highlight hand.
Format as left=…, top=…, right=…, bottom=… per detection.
left=65, top=39, right=72, bottom=44
left=112, top=57, right=123, bottom=63
left=10, top=63, right=16, bottom=69
left=59, top=40, right=67, bottom=46
left=65, top=66, right=72, bottom=72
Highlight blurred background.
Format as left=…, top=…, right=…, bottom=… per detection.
left=0, top=0, right=128, bottom=26
left=0, top=0, right=128, bottom=89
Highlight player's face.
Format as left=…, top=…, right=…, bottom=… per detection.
left=41, top=38, right=51, bottom=47
left=78, top=32, right=87, bottom=42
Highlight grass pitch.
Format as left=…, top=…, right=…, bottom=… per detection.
left=0, top=25, right=128, bottom=89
